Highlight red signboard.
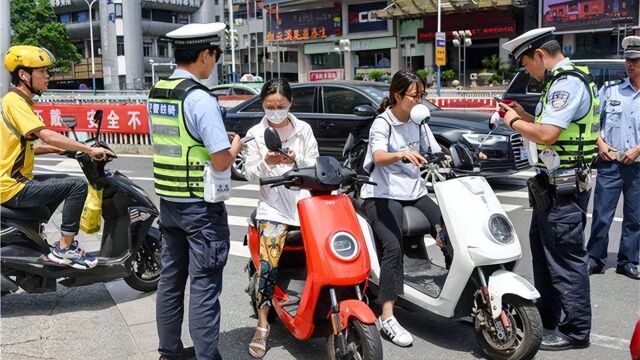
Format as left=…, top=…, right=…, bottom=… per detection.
left=309, top=69, right=341, bottom=82
left=417, top=10, right=516, bottom=43
left=34, top=103, right=150, bottom=134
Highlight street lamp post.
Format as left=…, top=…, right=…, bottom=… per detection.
left=84, top=0, right=97, bottom=94
left=334, top=39, right=351, bottom=80
left=452, top=30, right=472, bottom=88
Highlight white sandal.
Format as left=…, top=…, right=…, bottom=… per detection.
left=248, top=325, right=270, bottom=358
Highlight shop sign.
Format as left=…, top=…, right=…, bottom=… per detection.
left=266, top=6, right=342, bottom=43
left=435, top=32, right=446, bottom=66
left=309, top=69, right=341, bottom=81
left=542, top=0, right=638, bottom=33
left=35, top=103, right=150, bottom=135
left=348, top=2, right=388, bottom=33
left=417, top=10, right=516, bottom=43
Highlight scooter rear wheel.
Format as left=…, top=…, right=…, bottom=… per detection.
left=326, top=319, right=383, bottom=360
left=124, top=228, right=162, bottom=293
left=474, top=295, right=542, bottom=360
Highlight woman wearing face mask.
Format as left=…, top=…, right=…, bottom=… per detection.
left=243, top=78, right=319, bottom=358
left=360, top=70, right=445, bottom=347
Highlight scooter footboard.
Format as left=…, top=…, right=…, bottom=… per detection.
left=488, top=270, right=540, bottom=319
left=335, top=299, right=377, bottom=330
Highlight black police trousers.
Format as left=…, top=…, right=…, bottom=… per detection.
left=529, top=189, right=591, bottom=342
left=156, top=199, right=230, bottom=360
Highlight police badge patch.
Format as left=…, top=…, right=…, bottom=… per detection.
left=550, top=91, right=570, bottom=110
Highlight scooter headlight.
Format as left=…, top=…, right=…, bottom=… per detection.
left=488, top=214, right=514, bottom=244
left=330, top=232, right=359, bottom=261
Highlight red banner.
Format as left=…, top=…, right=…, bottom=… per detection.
left=34, top=103, right=150, bottom=134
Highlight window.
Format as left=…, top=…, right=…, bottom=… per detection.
left=142, top=8, right=151, bottom=20
left=143, top=42, right=153, bottom=57
left=58, top=13, right=70, bottom=24
left=72, top=10, right=89, bottom=23
left=117, top=36, right=125, bottom=56
left=153, top=9, right=174, bottom=23
left=211, top=88, right=230, bottom=96
left=322, top=87, right=371, bottom=115
left=215, top=0, right=219, bottom=4
left=233, top=88, right=255, bottom=96
left=215, top=15, right=220, bottom=22
left=115, top=4, right=123, bottom=17
left=242, top=99, right=266, bottom=113
left=290, top=87, right=315, bottom=113
left=527, top=77, right=543, bottom=93
left=157, top=39, right=169, bottom=57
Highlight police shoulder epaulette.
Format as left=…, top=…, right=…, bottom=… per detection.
left=603, top=79, right=623, bottom=89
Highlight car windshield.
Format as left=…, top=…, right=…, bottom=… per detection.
left=359, top=84, right=440, bottom=111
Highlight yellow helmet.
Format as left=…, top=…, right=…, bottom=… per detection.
left=4, top=45, right=55, bottom=73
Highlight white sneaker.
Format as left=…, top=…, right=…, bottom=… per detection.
left=378, top=316, right=413, bottom=347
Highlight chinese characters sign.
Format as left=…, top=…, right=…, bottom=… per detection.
left=35, top=104, right=150, bottom=134
left=417, top=10, right=516, bottom=43
left=267, top=7, right=342, bottom=43
left=542, top=0, right=638, bottom=32
left=309, top=69, right=342, bottom=81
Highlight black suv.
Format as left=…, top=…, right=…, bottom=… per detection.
left=502, top=59, right=626, bottom=115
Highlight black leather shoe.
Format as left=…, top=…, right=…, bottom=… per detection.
left=616, top=266, right=640, bottom=280
left=540, top=333, right=590, bottom=351
left=587, top=265, right=603, bottom=275
left=159, top=347, right=196, bottom=360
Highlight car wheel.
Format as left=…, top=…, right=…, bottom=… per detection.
left=231, top=149, right=247, bottom=181
left=422, top=143, right=452, bottom=191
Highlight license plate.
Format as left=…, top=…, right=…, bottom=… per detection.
left=520, top=148, right=528, bottom=161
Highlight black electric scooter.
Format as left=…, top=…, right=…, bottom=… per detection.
left=1, top=110, right=162, bottom=295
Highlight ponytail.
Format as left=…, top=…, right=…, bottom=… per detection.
left=378, top=97, right=391, bottom=114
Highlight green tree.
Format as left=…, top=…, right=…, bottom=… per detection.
left=10, top=0, right=82, bottom=72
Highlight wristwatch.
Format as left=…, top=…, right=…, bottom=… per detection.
left=509, top=116, right=522, bottom=129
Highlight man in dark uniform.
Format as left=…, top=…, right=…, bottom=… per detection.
left=150, top=23, right=244, bottom=360
left=500, top=27, right=599, bottom=351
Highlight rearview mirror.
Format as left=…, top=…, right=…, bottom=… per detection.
left=61, top=116, right=77, bottom=129
left=410, top=104, right=431, bottom=125
left=264, top=127, right=282, bottom=152
left=342, top=133, right=355, bottom=158
left=489, top=111, right=500, bottom=131
left=353, top=104, right=377, bottom=117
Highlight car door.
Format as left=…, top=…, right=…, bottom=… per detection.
left=316, top=85, right=377, bottom=157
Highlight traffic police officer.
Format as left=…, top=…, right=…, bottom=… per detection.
left=587, top=36, right=640, bottom=280
left=150, top=23, right=244, bottom=360
left=501, top=27, right=599, bottom=351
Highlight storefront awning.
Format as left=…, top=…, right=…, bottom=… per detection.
left=375, top=0, right=518, bottom=19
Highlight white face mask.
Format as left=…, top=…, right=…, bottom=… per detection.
left=264, top=108, right=289, bottom=124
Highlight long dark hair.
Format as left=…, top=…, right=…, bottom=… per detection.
left=377, top=70, right=424, bottom=114
left=260, top=78, right=292, bottom=102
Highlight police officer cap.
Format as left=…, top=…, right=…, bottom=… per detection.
left=622, top=36, right=640, bottom=59
left=165, top=22, right=225, bottom=50
left=502, top=27, right=557, bottom=61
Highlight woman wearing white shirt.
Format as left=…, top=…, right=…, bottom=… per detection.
left=243, top=79, right=319, bottom=358
left=360, top=70, right=445, bottom=347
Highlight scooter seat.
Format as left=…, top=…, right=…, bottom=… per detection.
left=402, top=206, right=430, bottom=237
left=0, top=205, right=51, bottom=222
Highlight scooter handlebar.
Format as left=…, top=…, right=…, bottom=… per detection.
left=260, top=174, right=289, bottom=186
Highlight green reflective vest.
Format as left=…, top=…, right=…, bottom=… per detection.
left=534, top=64, right=600, bottom=170
left=148, top=78, right=212, bottom=198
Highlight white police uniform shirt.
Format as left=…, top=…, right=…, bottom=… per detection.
left=598, top=78, right=640, bottom=161
left=162, top=69, right=231, bottom=202
left=360, top=108, right=441, bottom=201
left=536, top=58, right=593, bottom=129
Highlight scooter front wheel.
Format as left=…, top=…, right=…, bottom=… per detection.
left=326, top=319, right=383, bottom=360
left=474, top=295, right=542, bottom=360
left=124, top=228, right=162, bottom=292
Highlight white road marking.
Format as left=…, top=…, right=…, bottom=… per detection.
left=228, top=215, right=250, bottom=227
left=495, top=190, right=530, bottom=199
left=233, top=184, right=261, bottom=191
left=590, top=333, right=631, bottom=351
left=225, top=197, right=259, bottom=207
left=501, top=204, right=522, bottom=212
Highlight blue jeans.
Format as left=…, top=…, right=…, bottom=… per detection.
left=2, top=174, right=87, bottom=235
left=587, top=161, right=640, bottom=271
left=156, top=199, right=230, bottom=360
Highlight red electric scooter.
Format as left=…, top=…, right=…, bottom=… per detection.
left=244, top=128, right=383, bottom=360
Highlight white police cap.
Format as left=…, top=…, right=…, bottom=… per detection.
left=502, top=27, right=557, bottom=61
left=165, top=23, right=225, bottom=49
left=622, top=36, right=640, bottom=59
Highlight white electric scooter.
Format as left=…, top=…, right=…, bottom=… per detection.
left=344, top=105, right=542, bottom=360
